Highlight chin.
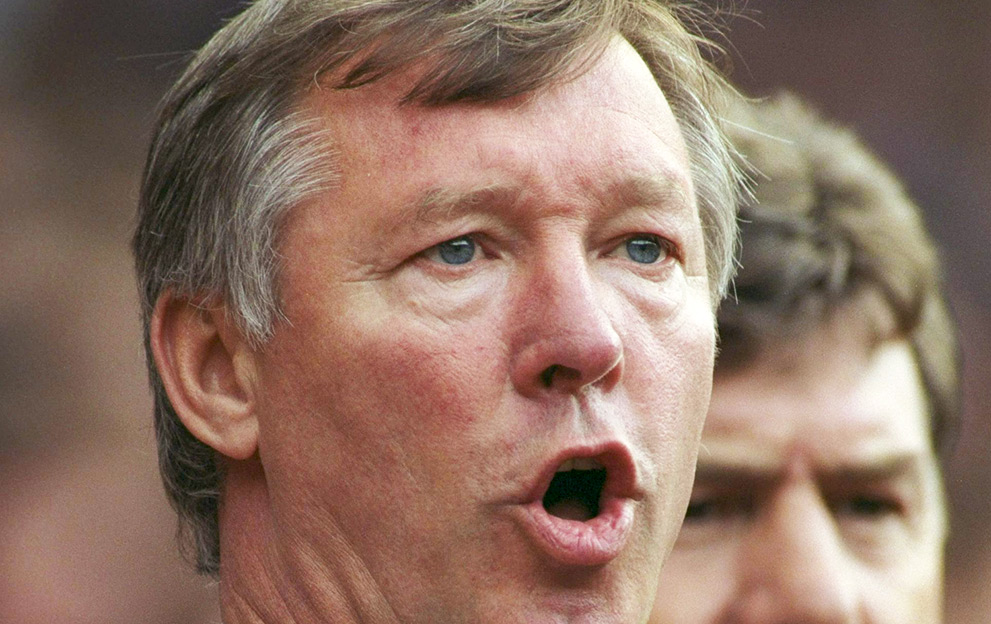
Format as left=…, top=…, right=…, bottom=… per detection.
left=471, top=563, right=651, bottom=624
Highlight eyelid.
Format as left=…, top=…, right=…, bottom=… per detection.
left=604, top=232, right=678, bottom=264
left=421, top=234, right=476, bottom=265
left=684, top=488, right=755, bottom=523
left=831, top=493, right=906, bottom=518
left=417, top=232, right=502, bottom=269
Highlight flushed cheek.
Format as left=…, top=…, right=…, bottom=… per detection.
left=254, top=309, right=514, bottom=575
left=361, top=325, right=508, bottom=435
left=302, top=308, right=512, bottom=489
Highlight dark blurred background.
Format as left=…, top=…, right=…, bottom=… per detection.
left=0, top=2, right=986, bottom=622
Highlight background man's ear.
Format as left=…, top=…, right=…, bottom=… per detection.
left=151, top=292, right=259, bottom=460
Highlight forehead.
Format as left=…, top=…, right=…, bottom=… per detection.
left=296, top=36, right=693, bottom=196
left=704, top=329, right=932, bottom=469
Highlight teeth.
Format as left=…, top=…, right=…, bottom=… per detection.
left=555, top=457, right=604, bottom=473
left=574, top=457, right=603, bottom=471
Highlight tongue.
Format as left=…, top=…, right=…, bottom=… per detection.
left=545, top=497, right=595, bottom=521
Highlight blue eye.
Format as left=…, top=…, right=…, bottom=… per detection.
left=625, top=236, right=664, bottom=264
left=435, top=236, right=477, bottom=265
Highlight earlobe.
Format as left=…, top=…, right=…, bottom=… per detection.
left=151, top=292, right=260, bottom=460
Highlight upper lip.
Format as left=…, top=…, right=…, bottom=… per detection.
left=522, top=440, right=644, bottom=507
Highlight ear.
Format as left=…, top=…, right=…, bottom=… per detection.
left=150, top=292, right=259, bottom=460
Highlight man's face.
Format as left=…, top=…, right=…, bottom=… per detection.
left=651, top=321, right=946, bottom=624
left=247, top=39, right=715, bottom=623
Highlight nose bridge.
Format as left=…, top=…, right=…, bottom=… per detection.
left=509, top=238, right=623, bottom=397
left=733, top=476, right=860, bottom=623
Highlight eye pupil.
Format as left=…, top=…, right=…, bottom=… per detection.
left=847, top=497, right=889, bottom=516
left=684, top=500, right=713, bottom=521
left=626, top=237, right=662, bottom=264
left=437, top=236, right=476, bottom=265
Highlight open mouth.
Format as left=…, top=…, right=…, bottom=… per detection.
left=542, top=458, right=607, bottom=522
left=514, top=444, right=639, bottom=566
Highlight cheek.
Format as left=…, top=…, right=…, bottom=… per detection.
left=256, top=302, right=510, bottom=486
left=654, top=547, right=734, bottom=624
left=358, top=323, right=508, bottom=434
left=628, top=286, right=715, bottom=531
left=880, top=538, right=944, bottom=622
left=250, top=303, right=515, bottom=576
left=632, top=281, right=715, bottom=446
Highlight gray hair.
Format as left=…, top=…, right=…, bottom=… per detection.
left=133, top=0, right=745, bottom=576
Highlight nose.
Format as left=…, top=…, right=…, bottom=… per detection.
left=509, top=251, right=624, bottom=398
left=728, top=476, right=860, bottom=623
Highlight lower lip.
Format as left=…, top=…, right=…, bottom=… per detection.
left=514, top=496, right=636, bottom=566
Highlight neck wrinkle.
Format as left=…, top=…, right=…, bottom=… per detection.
left=217, top=457, right=402, bottom=624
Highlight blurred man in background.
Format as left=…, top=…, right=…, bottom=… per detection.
left=651, top=93, right=960, bottom=623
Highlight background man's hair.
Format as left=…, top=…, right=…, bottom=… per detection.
left=132, top=0, right=744, bottom=576
left=719, top=92, right=961, bottom=457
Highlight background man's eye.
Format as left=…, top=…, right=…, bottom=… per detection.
left=625, top=235, right=665, bottom=264
left=836, top=496, right=901, bottom=519
left=684, top=499, right=717, bottom=522
left=434, top=236, right=477, bottom=265
left=683, top=494, right=754, bottom=525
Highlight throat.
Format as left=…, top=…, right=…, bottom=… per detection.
left=542, top=469, right=607, bottom=521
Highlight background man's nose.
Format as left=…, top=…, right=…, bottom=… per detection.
left=509, top=257, right=624, bottom=398
left=729, top=480, right=860, bottom=624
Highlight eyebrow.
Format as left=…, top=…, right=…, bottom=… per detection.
left=693, top=452, right=928, bottom=486
left=608, top=174, right=692, bottom=213
left=819, top=453, right=929, bottom=485
left=395, top=174, right=692, bottom=233
left=396, top=184, right=523, bottom=232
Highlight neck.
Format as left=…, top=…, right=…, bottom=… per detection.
left=217, top=458, right=401, bottom=624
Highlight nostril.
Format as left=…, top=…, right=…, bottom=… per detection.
left=540, top=365, right=558, bottom=387
left=539, top=364, right=582, bottom=389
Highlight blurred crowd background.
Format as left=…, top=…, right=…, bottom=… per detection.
left=0, top=2, right=987, bottom=623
